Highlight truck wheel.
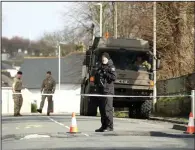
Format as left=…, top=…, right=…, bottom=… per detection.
left=129, top=103, right=140, bottom=118
left=129, top=104, right=137, bottom=118
left=80, top=96, right=84, bottom=115
left=83, top=96, right=97, bottom=116
left=140, top=100, right=152, bottom=119
left=87, top=98, right=98, bottom=116
left=80, top=85, right=85, bottom=116
left=81, top=84, right=98, bottom=116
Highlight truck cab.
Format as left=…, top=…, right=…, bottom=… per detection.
left=80, top=37, right=160, bottom=119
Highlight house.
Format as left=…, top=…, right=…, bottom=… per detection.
left=2, top=74, right=12, bottom=87
left=19, top=52, right=84, bottom=113
left=2, top=62, right=18, bottom=78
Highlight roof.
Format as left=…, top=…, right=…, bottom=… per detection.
left=2, top=63, right=14, bottom=70
left=20, top=52, right=84, bottom=89
left=2, top=74, right=13, bottom=87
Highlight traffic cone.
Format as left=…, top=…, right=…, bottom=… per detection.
left=184, top=112, right=195, bottom=134
left=68, top=112, right=79, bottom=133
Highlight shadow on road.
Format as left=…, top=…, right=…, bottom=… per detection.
left=150, top=131, right=195, bottom=139
left=18, top=148, right=194, bottom=150
left=2, top=115, right=99, bottom=124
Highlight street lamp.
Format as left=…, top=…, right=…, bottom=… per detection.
left=94, top=3, right=102, bottom=37
left=58, top=42, right=67, bottom=91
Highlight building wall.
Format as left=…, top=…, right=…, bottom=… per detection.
left=31, top=84, right=81, bottom=114
left=2, top=87, right=31, bottom=114
left=2, top=84, right=81, bottom=115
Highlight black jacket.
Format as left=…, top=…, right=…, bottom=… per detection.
left=95, top=59, right=117, bottom=94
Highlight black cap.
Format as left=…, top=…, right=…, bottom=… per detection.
left=47, top=71, right=51, bottom=75
left=102, top=52, right=110, bottom=60
left=17, top=71, right=23, bottom=75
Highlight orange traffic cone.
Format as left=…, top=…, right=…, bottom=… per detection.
left=185, top=112, right=195, bottom=134
left=68, top=112, right=79, bottom=133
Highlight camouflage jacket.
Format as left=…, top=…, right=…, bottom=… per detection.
left=135, top=61, right=151, bottom=70
left=12, top=77, right=23, bottom=92
left=142, top=61, right=151, bottom=70
left=41, top=76, right=56, bottom=93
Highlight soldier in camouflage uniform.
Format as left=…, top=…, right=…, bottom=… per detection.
left=134, top=55, right=151, bottom=71
left=37, top=71, right=56, bottom=116
left=12, top=71, right=23, bottom=117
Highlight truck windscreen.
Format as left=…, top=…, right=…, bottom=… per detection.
left=97, top=50, right=151, bottom=71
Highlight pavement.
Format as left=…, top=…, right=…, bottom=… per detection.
left=2, top=113, right=195, bottom=150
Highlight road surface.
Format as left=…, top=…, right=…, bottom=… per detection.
left=2, top=114, right=194, bottom=150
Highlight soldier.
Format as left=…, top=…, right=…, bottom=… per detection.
left=134, top=55, right=151, bottom=71
left=95, top=52, right=117, bottom=132
left=12, top=71, right=23, bottom=117
left=37, top=71, right=56, bottom=116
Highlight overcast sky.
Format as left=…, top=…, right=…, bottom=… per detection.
left=2, top=2, right=74, bottom=40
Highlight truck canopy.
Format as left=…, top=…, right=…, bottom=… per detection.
left=92, top=37, right=150, bottom=52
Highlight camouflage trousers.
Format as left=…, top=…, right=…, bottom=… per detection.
left=13, top=94, right=23, bottom=115
left=39, top=95, right=53, bottom=113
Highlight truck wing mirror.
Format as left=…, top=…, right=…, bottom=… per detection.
left=156, top=59, right=161, bottom=69
left=85, top=50, right=91, bottom=66
left=156, top=53, right=161, bottom=69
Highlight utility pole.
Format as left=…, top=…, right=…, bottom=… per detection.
left=113, top=2, right=118, bottom=39
left=95, top=3, right=102, bottom=37
left=153, top=1, right=157, bottom=112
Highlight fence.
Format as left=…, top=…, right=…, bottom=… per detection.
left=157, top=73, right=195, bottom=96
left=156, top=73, right=195, bottom=116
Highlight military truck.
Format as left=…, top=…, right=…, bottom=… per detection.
left=80, top=37, right=160, bottom=119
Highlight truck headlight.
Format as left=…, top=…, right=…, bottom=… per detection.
left=150, top=80, right=154, bottom=88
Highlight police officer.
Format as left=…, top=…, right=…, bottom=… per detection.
left=37, top=71, right=56, bottom=116
left=95, top=52, right=117, bottom=132
left=12, top=71, right=23, bottom=117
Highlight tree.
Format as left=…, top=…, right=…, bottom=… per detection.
left=156, top=2, right=194, bottom=79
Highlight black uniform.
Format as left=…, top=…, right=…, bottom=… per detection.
left=95, top=55, right=117, bottom=132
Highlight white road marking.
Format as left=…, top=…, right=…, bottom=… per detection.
left=16, top=127, right=20, bottom=130
left=48, top=116, right=89, bottom=137
left=24, top=125, right=42, bottom=129
left=20, top=134, right=50, bottom=140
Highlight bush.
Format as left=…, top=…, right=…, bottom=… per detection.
left=156, top=97, right=191, bottom=117
left=114, top=111, right=128, bottom=118
left=31, top=103, right=37, bottom=113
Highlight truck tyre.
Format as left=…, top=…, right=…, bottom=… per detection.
left=140, top=100, right=152, bottom=119
left=80, top=96, right=84, bottom=115
left=82, top=96, right=97, bottom=116
left=80, top=85, right=85, bottom=115
left=87, top=98, right=98, bottom=116
left=128, top=104, right=137, bottom=118
left=81, top=84, right=98, bottom=116
left=129, top=103, right=140, bottom=118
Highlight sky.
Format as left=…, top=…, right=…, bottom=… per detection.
left=2, top=2, right=74, bottom=40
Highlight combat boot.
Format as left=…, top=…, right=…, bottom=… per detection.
left=103, top=127, right=113, bottom=132
left=37, top=109, right=42, bottom=113
left=14, top=113, right=19, bottom=117
left=95, top=127, right=105, bottom=132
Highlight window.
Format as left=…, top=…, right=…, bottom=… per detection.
left=96, top=49, right=151, bottom=71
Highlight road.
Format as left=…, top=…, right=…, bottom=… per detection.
left=2, top=114, right=194, bottom=150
